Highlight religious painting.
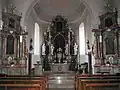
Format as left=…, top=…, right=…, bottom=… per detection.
left=6, top=35, right=14, bottom=54
left=104, top=31, right=115, bottom=55
left=53, top=34, right=65, bottom=53
left=9, top=18, right=15, bottom=28
left=105, top=17, right=113, bottom=27
left=56, top=22, right=62, bottom=32
left=105, top=37, right=115, bottom=55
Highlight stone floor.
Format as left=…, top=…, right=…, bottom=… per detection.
left=49, top=88, right=75, bottom=90
left=46, top=71, right=75, bottom=90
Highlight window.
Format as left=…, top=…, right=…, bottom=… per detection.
left=34, top=23, right=40, bottom=55
left=79, top=22, right=85, bottom=55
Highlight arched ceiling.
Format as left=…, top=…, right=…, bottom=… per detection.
left=33, top=0, right=86, bottom=23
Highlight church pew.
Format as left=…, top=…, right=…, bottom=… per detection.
left=0, top=80, right=46, bottom=90
left=78, top=79, right=120, bottom=90
left=0, top=75, right=48, bottom=90
left=85, top=83, right=119, bottom=90
left=76, top=74, right=120, bottom=90
left=0, top=84, right=42, bottom=90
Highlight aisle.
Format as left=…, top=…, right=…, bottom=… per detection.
left=46, top=72, right=76, bottom=90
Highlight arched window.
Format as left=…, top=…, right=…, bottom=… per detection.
left=79, top=22, right=85, bottom=55
left=34, top=23, right=40, bottom=55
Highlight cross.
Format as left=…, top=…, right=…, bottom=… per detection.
left=8, top=4, right=16, bottom=14
left=104, top=0, right=113, bottom=12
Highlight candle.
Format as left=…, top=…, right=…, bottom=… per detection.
left=20, top=35, right=23, bottom=43
left=100, top=35, right=102, bottom=42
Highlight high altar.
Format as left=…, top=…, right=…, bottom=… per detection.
left=41, top=15, right=78, bottom=72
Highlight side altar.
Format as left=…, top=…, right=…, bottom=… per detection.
left=41, top=15, right=78, bottom=72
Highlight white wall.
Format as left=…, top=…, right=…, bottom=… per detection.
left=0, top=0, right=8, bottom=19
left=26, top=12, right=36, bottom=69
left=82, top=0, right=105, bottom=25
left=26, top=10, right=46, bottom=68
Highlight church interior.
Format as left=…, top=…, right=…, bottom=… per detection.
left=0, top=0, right=120, bottom=90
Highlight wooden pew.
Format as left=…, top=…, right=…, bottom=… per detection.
left=76, top=74, right=120, bottom=90
left=0, top=75, right=48, bottom=90
left=79, top=79, right=120, bottom=90
left=0, top=80, right=45, bottom=90
left=0, top=84, right=42, bottom=90
left=85, top=83, right=119, bottom=90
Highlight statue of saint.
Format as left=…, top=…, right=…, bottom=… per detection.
left=65, top=44, right=69, bottom=55
left=57, top=48, right=63, bottom=63
left=92, top=40, right=97, bottom=59
left=74, top=43, right=78, bottom=55
left=51, top=44, right=54, bottom=55
left=42, top=43, right=46, bottom=55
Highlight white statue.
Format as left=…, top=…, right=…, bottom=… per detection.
left=74, top=43, right=78, bottom=55
left=42, top=43, right=46, bottom=55
left=51, top=44, right=54, bottom=55
left=92, top=40, right=97, bottom=59
left=65, top=44, right=69, bottom=55
left=0, top=20, right=3, bottom=30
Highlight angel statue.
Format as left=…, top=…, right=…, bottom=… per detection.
left=42, top=43, right=46, bottom=55
left=51, top=44, right=54, bottom=55
left=74, top=43, right=78, bottom=55
left=65, top=44, right=69, bottom=55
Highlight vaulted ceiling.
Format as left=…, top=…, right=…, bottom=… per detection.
left=33, top=0, right=86, bottom=22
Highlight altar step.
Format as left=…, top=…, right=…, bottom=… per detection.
left=49, top=89, right=74, bottom=90
left=48, top=73, right=75, bottom=90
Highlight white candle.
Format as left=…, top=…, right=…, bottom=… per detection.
left=100, top=35, right=102, bottom=42
left=20, top=35, right=23, bottom=43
